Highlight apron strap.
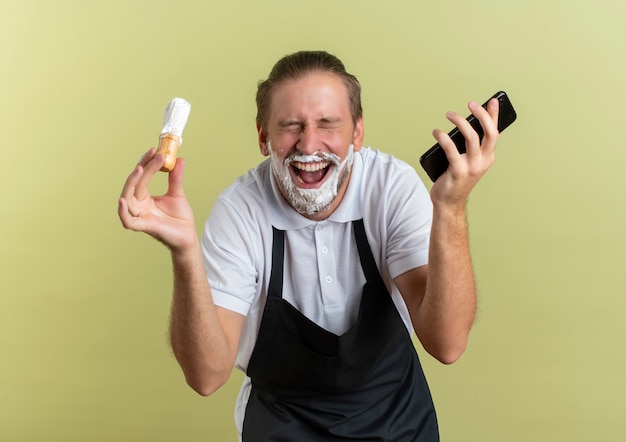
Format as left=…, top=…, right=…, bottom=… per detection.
left=353, top=219, right=380, bottom=284
left=268, top=227, right=285, bottom=299
left=270, top=220, right=378, bottom=298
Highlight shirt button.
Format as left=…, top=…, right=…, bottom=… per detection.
left=325, top=276, right=332, bottom=283
left=321, top=246, right=328, bottom=254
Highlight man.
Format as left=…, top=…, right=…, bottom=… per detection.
left=119, top=50, right=500, bottom=441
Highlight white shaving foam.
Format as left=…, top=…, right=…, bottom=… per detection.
left=268, top=141, right=354, bottom=215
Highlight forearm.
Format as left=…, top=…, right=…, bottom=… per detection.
left=416, top=204, right=477, bottom=363
left=411, top=96, right=498, bottom=363
left=168, top=241, right=236, bottom=396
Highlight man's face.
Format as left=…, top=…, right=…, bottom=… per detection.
left=258, top=72, right=364, bottom=220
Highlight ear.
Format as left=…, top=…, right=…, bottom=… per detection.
left=257, top=122, right=269, bottom=156
left=352, top=116, right=365, bottom=151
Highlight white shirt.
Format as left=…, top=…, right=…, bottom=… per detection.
left=201, top=147, right=433, bottom=436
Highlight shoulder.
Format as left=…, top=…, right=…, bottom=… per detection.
left=356, top=147, right=421, bottom=188
left=217, top=160, right=272, bottom=209
left=355, top=147, right=426, bottom=205
left=358, top=146, right=416, bottom=171
left=355, top=147, right=432, bottom=248
left=356, top=148, right=432, bottom=281
left=204, top=160, right=273, bottom=255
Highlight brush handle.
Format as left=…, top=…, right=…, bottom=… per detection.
left=157, top=133, right=181, bottom=172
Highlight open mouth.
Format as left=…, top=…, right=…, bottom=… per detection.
left=290, top=160, right=332, bottom=187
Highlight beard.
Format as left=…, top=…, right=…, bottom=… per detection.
left=268, top=141, right=355, bottom=216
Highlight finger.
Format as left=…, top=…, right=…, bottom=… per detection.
left=120, top=163, right=144, bottom=201
left=166, top=157, right=187, bottom=198
left=446, top=102, right=497, bottom=156
left=119, top=199, right=157, bottom=236
left=486, top=97, right=500, bottom=123
left=469, top=100, right=498, bottom=136
left=118, top=197, right=144, bottom=230
left=121, top=147, right=155, bottom=201
left=135, top=153, right=166, bottom=201
left=470, top=99, right=499, bottom=157
left=137, top=147, right=157, bottom=167
left=432, top=128, right=466, bottom=173
left=445, top=110, right=481, bottom=152
left=482, top=98, right=500, bottom=156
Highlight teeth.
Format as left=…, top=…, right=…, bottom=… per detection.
left=293, top=161, right=329, bottom=172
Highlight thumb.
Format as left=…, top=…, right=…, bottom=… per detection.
left=167, top=157, right=187, bottom=197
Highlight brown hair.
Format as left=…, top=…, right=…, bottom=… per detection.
left=255, top=51, right=363, bottom=131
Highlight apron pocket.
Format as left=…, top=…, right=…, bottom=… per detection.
left=266, top=326, right=338, bottom=396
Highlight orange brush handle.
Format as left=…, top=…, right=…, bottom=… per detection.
left=156, top=133, right=181, bottom=172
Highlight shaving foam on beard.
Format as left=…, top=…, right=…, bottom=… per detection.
left=268, top=141, right=355, bottom=215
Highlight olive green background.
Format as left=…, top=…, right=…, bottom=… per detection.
left=2, top=0, right=625, bottom=440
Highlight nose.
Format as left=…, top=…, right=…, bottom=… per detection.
left=296, top=125, right=321, bottom=155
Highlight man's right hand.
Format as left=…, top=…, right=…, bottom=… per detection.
left=119, top=149, right=243, bottom=396
left=118, top=148, right=197, bottom=252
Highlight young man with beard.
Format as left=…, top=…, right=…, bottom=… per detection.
left=119, top=51, right=501, bottom=441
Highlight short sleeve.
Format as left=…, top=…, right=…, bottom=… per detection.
left=201, top=197, right=259, bottom=316
left=384, top=161, right=433, bottom=279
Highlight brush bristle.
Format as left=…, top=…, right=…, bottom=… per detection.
left=161, top=98, right=191, bottom=137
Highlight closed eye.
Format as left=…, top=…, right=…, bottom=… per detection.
left=278, top=120, right=304, bottom=134
left=318, top=118, right=341, bottom=130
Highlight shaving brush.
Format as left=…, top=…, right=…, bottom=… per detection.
left=156, top=97, right=191, bottom=172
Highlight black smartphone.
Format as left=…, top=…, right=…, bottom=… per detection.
left=419, top=91, right=517, bottom=182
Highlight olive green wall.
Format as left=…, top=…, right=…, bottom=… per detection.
left=2, top=0, right=624, bottom=440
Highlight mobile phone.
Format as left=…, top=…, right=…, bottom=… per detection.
left=419, top=91, right=517, bottom=182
